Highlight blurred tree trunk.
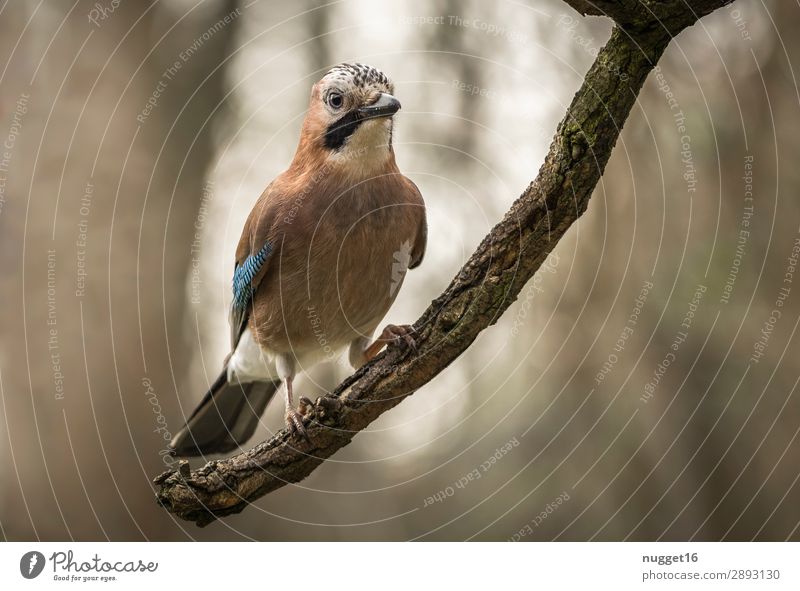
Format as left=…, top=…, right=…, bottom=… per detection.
left=0, top=0, right=239, bottom=540
left=305, top=0, right=331, bottom=74
left=426, top=0, right=483, bottom=162
left=562, top=0, right=799, bottom=541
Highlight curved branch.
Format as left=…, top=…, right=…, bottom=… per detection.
left=562, top=0, right=733, bottom=35
left=155, top=0, right=733, bottom=527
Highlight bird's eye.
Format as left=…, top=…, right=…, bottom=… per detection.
left=327, top=92, right=343, bottom=109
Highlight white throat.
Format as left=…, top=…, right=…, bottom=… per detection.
left=329, top=117, right=393, bottom=176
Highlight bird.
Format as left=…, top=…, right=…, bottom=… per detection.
left=170, top=63, right=427, bottom=457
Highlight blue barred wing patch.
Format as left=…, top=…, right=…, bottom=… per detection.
left=232, top=241, right=272, bottom=309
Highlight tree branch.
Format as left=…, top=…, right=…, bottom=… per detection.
left=155, top=0, right=733, bottom=526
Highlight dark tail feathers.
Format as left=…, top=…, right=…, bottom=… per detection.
left=169, top=369, right=280, bottom=457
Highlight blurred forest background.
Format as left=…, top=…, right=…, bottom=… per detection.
left=1, top=0, right=798, bottom=541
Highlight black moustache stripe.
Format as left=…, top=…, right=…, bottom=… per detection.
left=324, top=111, right=363, bottom=150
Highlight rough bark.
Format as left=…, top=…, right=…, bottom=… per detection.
left=155, top=0, right=734, bottom=526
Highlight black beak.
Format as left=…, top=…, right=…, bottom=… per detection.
left=358, top=93, right=401, bottom=119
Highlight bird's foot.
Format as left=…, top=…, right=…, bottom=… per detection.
left=362, top=324, right=417, bottom=362
left=298, top=396, right=315, bottom=416
left=284, top=406, right=309, bottom=441
left=299, top=396, right=343, bottom=424
left=379, top=323, right=417, bottom=351
left=284, top=395, right=343, bottom=441
left=299, top=395, right=342, bottom=423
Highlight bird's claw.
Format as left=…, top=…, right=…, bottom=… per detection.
left=382, top=323, right=417, bottom=352
left=285, top=407, right=309, bottom=441
left=299, top=395, right=342, bottom=423
left=298, top=396, right=315, bottom=415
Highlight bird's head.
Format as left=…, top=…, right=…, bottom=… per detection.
left=297, top=63, right=400, bottom=173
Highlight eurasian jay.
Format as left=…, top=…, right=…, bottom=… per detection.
left=170, top=64, right=427, bottom=456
